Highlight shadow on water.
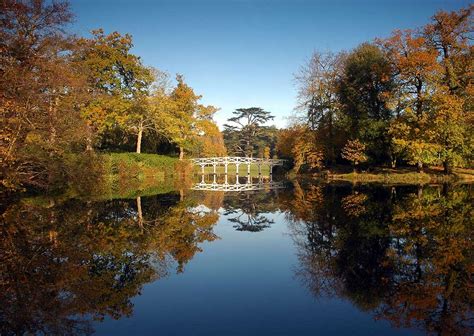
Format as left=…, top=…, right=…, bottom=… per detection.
left=0, top=180, right=472, bottom=335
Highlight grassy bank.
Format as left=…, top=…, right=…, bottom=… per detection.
left=324, top=166, right=474, bottom=184
left=99, top=153, right=181, bottom=199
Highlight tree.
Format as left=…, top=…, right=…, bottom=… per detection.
left=378, top=30, right=442, bottom=169
left=423, top=6, right=473, bottom=173
left=150, top=75, right=220, bottom=160
left=341, top=139, right=368, bottom=172
left=263, top=146, right=271, bottom=159
left=276, top=124, right=323, bottom=173
left=223, top=107, right=274, bottom=157
left=254, top=125, right=279, bottom=159
left=295, top=52, right=346, bottom=164
left=292, top=127, right=324, bottom=174
left=73, top=29, right=154, bottom=151
left=337, top=43, right=395, bottom=165
left=194, top=119, right=226, bottom=157
left=129, top=69, right=170, bottom=153
left=0, top=0, right=93, bottom=191
left=424, top=6, right=473, bottom=95
left=428, top=89, right=469, bottom=173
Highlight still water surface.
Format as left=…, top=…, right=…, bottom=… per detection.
left=1, top=178, right=472, bottom=335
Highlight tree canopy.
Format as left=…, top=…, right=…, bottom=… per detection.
left=223, top=107, right=275, bottom=157
left=280, top=5, right=473, bottom=174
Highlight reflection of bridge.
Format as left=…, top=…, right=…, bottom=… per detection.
left=190, top=157, right=285, bottom=175
left=192, top=180, right=285, bottom=192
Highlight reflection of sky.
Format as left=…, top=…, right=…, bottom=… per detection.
left=94, top=209, right=421, bottom=335
left=70, top=0, right=470, bottom=130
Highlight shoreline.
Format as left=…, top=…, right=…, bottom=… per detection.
left=291, top=166, right=474, bottom=185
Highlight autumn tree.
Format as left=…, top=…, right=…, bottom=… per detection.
left=0, top=0, right=94, bottom=190
left=295, top=52, right=346, bottom=164
left=428, top=89, right=470, bottom=173
left=276, top=124, right=323, bottom=173
left=341, top=139, right=368, bottom=172
left=194, top=119, right=227, bottom=157
left=378, top=30, right=442, bottom=170
left=223, top=107, right=274, bottom=157
left=424, top=5, right=473, bottom=96
left=150, top=75, right=221, bottom=159
left=73, top=29, right=154, bottom=151
left=423, top=6, right=473, bottom=173
left=292, top=127, right=324, bottom=174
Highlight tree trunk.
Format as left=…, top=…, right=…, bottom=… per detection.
left=136, top=123, right=143, bottom=153
left=136, top=196, right=143, bottom=230
left=86, top=125, right=93, bottom=151
left=179, top=146, right=184, bottom=160
left=417, top=161, right=423, bottom=173
left=443, top=160, right=452, bottom=175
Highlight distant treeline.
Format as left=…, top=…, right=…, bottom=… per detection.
left=278, top=5, right=473, bottom=174
left=1, top=0, right=225, bottom=192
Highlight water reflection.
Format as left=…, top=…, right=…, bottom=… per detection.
left=0, top=193, right=219, bottom=335
left=193, top=174, right=283, bottom=232
left=0, top=182, right=472, bottom=335
left=284, top=182, right=473, bottom=335
left=192, top=174, right=284, bottom=191
left=223, top=187, right=281, bottom=232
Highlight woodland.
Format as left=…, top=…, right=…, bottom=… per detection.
left=1, top=1, right=473, bottom=195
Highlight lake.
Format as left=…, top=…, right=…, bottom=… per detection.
left=1, top=177, right=472, bottom=335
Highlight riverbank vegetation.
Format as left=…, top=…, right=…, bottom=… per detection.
left=1, top=1, right=472, bottom=196
left=277, top=5, right=473, bottom=178
left=1, top=0, right=224, bottom=194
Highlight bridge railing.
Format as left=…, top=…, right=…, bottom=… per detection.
left=190, top=156, right=285, bottom=174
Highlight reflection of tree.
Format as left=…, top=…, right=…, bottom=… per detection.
left=223, top=190, right=279, bottom=232
left=285, top=183, right=473, bottom=335
left=149, top=197, right=219, bottom=273
left=379, top=185, right=473, bottom=335
left=341, top=192, right=368, bottom=217
left=0, top=192, right=219, bottom=335
left=286, top=183, right=394, bottom=310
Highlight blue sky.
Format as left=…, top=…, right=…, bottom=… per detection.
left=70, top=0, right=470, bottom=128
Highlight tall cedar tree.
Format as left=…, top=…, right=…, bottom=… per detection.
left=223, top=107, right=274, bottom=157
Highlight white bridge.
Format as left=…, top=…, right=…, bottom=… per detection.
left=192, top=181, right=285, bottom=192
left=192, top=176, right=285, bottom=191
left=190, top=156, right=285, bottom=175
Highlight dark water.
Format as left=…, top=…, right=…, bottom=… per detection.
left=1, top=180, right=472, bottom=335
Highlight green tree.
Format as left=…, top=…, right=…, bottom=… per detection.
left=337, top=43, right=395, bottom=165
left=223, top=107, right=274, bottom=157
